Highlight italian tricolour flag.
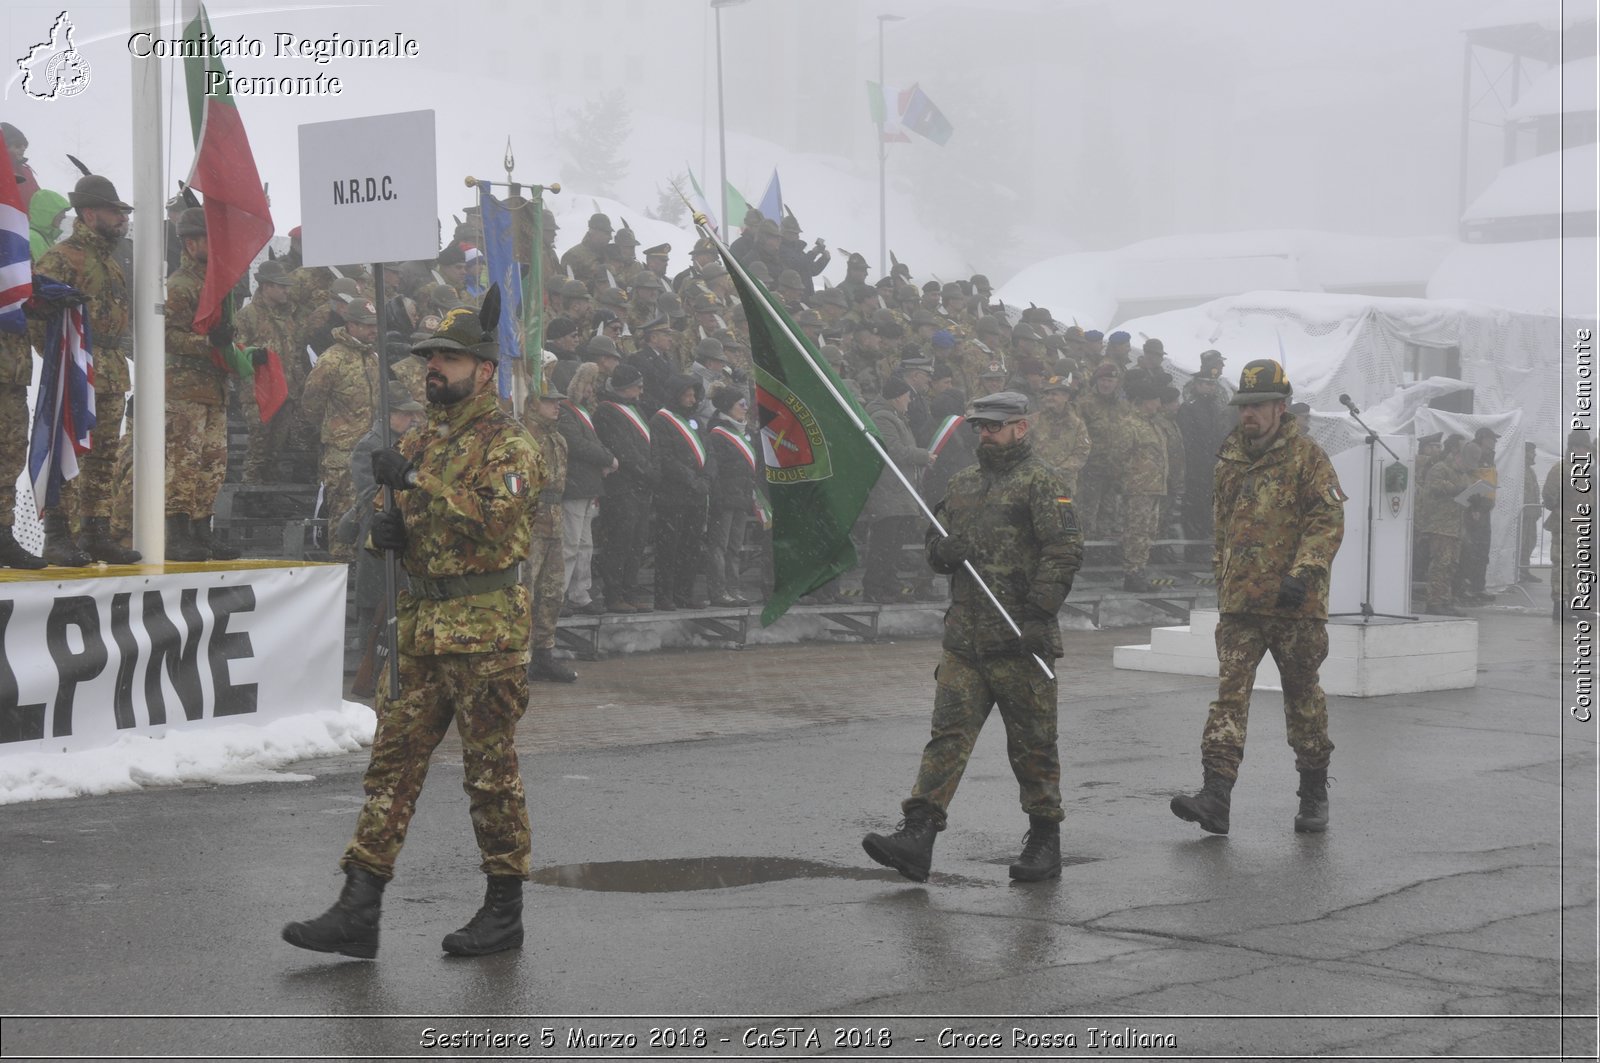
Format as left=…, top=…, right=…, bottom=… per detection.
left=182, top=0, right=273, bottom=335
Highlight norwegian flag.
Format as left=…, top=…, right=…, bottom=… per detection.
left=0, top=149, right=29, bottom=333
left=28, top=278, right=96, bottom=514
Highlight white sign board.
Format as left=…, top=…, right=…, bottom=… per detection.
left=1328, top=434, right=1416, bottom=617
left=0, top=564, right=345, bottom=755
left=298, top=109, right=437, bottom=266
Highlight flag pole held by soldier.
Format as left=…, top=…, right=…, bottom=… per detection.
left=695, top=218, right=1054, bottom=680
left=371, top=259, right=401, bottom=697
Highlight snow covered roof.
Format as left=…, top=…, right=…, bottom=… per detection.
left=996, top=230, right=1453, bottom=328
left=1428, top=237, right=1597, bottom=318
left=1462, top=143, right=1598, bottom=220
left=1507, top=55, right=1598, bottom=120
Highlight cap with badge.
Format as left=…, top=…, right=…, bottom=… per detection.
left=643, top=243, right=671, bottom=258
left=340, top=298, right=378, bottom=325
left=979, top=362, right=1008, bottom=380
left=1227, top=358, right=1293, bottom=405
left=1041, top=375, right=1072, bottom=394
left=255, top=259, right=293, bottom=287
left=70, top=174, right=134, bottom=212
left=411, top=285, right=503, bottom=363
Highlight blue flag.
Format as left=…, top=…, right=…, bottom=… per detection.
left=758, top=169, right=782, bottom=225
left=477, top=185, right=524, bottom=399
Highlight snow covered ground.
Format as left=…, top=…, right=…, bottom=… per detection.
left=0, top=703, right=374, bottom=805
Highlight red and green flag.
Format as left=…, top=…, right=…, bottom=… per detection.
left=705, top=225, right=884, bottom=626
left=182, top=0, right=274, bottom=335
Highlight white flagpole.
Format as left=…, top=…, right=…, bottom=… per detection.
left=130, top=0, right=167, bottom=561
left=698, top=219, right=1054, bottom=680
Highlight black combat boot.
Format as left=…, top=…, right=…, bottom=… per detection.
left=1170, top=768, right=1233, bottom=835
left=1293, top=767, right=1330, bottom=833
left=0, top=525, right=47, bottom=569
left=79, top=516, right=141, bottom=564
left=441, top=875, right=524, bottom=956
left=862, top=808, right=939, bottom=882
left=281, top=867, right=387, bottom=959
left=164, top=514, right=208, bottom=562
left=1008, top=815, right=1062, bottom=882
left=41, top=510, right=90, bottom=567
left=527, top=647, right=577, bottom=683
left=190, top=516, right=241, bottom=560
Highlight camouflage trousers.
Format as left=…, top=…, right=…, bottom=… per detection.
left=1121, top=492, right=1163, bottom=573
left=525, top=528, right=564, bottom=651
left=318, top=454, right=356, bottom=561
left=244, top=398, right=312, bottom=485
left=1076, top=463, right=1119, bottom=541
left=904, top=651, right=1063, bottom=828
left=0, top=384, right=28, bottom=526
left=1423, top=533, right=1460, bottom=607
left=56, top=387, right=126, bottom=524
left=342, top=649, right=532, bottom=881
left=1201, top=613, right=1334, bottom=781
left=166, top=400, right=227, bottom=519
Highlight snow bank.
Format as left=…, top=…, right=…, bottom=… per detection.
left=0, top=703, right=375, bottom=806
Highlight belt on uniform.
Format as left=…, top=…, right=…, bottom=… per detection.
left=408, top=564, right=524, bottom=601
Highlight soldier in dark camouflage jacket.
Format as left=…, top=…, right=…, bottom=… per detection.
left=863, top=391, right=1082, bottom=885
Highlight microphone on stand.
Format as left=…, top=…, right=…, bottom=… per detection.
left=1339, top=393, right=1359, bottom=415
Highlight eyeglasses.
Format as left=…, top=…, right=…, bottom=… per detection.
left=969, top=418, right=1023, bottom=434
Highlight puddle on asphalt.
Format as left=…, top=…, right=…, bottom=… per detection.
left=529, top=856, right=991, bottom=892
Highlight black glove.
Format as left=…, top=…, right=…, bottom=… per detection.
left=28, top=284, right=86, bottom=315
left=370, top=507, right=407, bottom=552
left=207, top=322, right=235, bottom=350
left=371, top=448, right=418, bottom=490
left=1275, top=573, right=1309, bottom=609
left=930, top=533, right=970, bottom=567
left=1021, top=619, right=1054, bottom=658
left=249, top=347, right=269, bottom=368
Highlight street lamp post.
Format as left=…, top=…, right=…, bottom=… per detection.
left=877, top=13, right=903, bottom=277
left=712, top=0, right=749, bottom=238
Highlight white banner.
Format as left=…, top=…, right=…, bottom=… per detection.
left=297, top=109, right=438, bottom=266
left=0, top=564, right=345, bottom=755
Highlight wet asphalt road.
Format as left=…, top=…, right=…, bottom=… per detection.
left=0, top=611, right=1593, bottom=1061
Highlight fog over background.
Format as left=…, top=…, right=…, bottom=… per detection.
left=4, top=0, right=1566, bottom=287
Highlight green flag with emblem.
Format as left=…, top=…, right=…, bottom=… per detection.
left=702, top=225, right=884, bottom=626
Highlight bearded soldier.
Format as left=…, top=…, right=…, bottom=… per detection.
left=1170, top=359, right=1345, bottom=836
left=283, top=286, right=547, bottom=959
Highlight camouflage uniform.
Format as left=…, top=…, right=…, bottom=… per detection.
left=558, top=235, right=608, bottom=293
left=1120, top=408, right=1168, bottom=575
left=233, top=295, right=305, bottom=483
left=904, top=436, right=1083, bottom=828
left=1417, top=457, right=1473, bottom=608
left=1030, top=402, right=1091, bottom=497
left=163, top=253, right=229, bottom=521
left=520, top=403, right=568, bottom=652
left=1077, top=389, right=1128, bottom=541
left=1202, top=418, right=1344, bottom=781
left=35, top=224, right=131, bottom=523
left=0, top=332, right=31, bottom=527
left=301, top=328, right=381, bottom=558
left=342, top=387, right=546, bottom=882
left=287, top=265, right=336, bottom=349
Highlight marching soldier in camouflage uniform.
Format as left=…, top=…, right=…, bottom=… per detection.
left=863, top=392, right=1082, bottom=883
left=163, top=209, right=240, bottom=562
left=1416, top=440, right=1480, bottom=615
left=1119, top=372, right=1169, bottom=591
left=522, top=383, right=575, bottom=683
left=1029, top=376, right=1091, bottom=496
left=33, top=174, right=140, bottom=564
left=234, top=259, right=307, bottom=484
left=1171, top=359, right=1345, bottom=837
left=283, top=287, right=545, bottom=960
left=301, top=297, right=384, bottom=560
